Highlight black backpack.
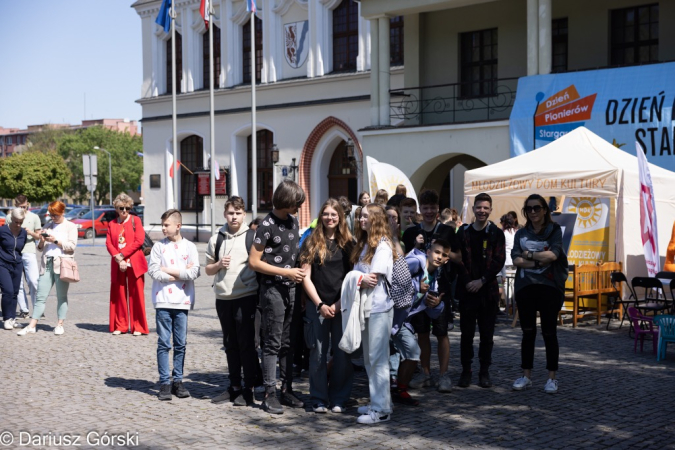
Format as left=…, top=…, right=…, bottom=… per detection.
left=214, top=228, right=256, bottom=259
left=131, top=216, right=154, bottom=256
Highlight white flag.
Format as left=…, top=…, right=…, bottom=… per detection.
left=636, top=142, right=660, bottom=277
left=214, top=159, right=220, bottom=180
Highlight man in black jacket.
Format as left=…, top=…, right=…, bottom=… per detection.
left=455, top=193, right=505, bottom=389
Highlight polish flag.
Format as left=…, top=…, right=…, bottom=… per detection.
left=636, top=142, right=660, bottom=277
left=200, top=0, right=210, bottom=29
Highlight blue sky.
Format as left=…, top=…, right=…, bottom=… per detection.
left=0, top=1, right=142, bottom=129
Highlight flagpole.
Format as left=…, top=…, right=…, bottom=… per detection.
left=251, top=10, right=257, bottom=221
left=171, top=2, right=178, bottom=209
left=209, top=4, right=216, bottom=236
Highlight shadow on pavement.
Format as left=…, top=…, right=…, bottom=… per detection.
left=76, top=323, right=110, bottom=333
left=105, top=377, right=156, bottom=396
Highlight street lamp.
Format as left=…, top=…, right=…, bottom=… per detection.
left=93, top=146, right=112, bottom=204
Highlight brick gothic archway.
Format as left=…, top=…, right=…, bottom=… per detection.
left=299, top=116, right=363, bottom=227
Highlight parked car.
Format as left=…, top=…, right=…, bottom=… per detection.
left=35, top=208, right=51, bottom=226
left=0, top=210, right=6, bottom=226
left=132, top=204, right=144, bottom=224
left=73, top=209, right=117, bottom=239
left=65, top=207, right=90, bottom=221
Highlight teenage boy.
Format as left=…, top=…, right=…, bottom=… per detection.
left=399, top=198, right=418, bottom=232
left=249, top=180, right=307, bottom=414
left=402, top=190, right=459, bottom=392
left=392, top=240, right=452, bottom=405
left=455, top=193, right=505, bottom=389
left=148, top=210, right=201, bottom=401
left=8, top=195, right=41, bottom=319
left=206, top=196, right=259, bottom=407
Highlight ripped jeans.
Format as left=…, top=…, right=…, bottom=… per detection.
left=515, top=284, right=562, bottom=372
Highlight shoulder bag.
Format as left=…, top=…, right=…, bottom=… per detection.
left=60, top=257, right=80, bottom=283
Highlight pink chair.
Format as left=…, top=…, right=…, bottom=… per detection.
left=627, top=307, right=659, bottom=354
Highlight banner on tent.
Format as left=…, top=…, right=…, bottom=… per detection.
left=465, top=171, right=617, bottom=196
left=562, top=197, right=611, bottom=266
left=510, top=62, right=675, bottom=172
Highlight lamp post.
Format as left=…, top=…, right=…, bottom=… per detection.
left=93, top=146, right=112, bottom=204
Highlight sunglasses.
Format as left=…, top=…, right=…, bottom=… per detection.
left=524, top=205, right=544, bottom=214
left=117, top=207, right=132, bottom=211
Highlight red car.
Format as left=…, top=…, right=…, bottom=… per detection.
left=73, top=209, right=118, bottom=239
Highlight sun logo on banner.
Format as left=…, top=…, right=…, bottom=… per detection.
left=568, top=197, right=603, bottom=228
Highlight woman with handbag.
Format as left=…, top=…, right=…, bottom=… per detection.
left=351, top=203, right=395, bottom=424
left=106, top=193, right=149, bottom=336
left=1, top=208, right=27, bottom=330
left=18, top=201, right=78, bottom=336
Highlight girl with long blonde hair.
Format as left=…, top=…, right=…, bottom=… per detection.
left=351, top=203, right=395, bottom=424
left=300, top=199, right=354, bottom=413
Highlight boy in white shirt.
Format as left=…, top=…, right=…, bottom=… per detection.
left=148, top=209, right=201, bottom=401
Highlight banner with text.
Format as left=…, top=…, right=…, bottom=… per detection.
left=562, top=197, right=611, bottom=267
left=510, top=62, right=675, bottom=172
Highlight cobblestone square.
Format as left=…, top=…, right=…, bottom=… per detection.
left=2, top=243, right=674, bottom=449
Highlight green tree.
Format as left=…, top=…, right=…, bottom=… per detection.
left=57, top=126, right=144, bottom=204
left=25, top=126, right=73, bottom=153
left=0, top=151, right=71, bottom=203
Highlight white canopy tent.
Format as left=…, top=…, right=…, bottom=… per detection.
left=463, top=127, right=675, bottom=279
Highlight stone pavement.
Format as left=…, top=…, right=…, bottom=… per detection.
left=2, top=242, right=675, bottom=450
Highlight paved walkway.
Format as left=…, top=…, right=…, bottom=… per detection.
left=2, top=243, right=674, bottom=449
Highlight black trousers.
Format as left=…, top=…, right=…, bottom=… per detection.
left=515, top=284, right=562, bottom=372
left=459, top=299, right=497, bottom=373
left=0, top=260, right=22, bottom=321
left=215, top=296, right=259, bottom=388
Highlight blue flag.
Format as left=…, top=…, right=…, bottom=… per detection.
left=156, top=0, right=172, bottom=33
left=246, top=0, right=258, bottom=12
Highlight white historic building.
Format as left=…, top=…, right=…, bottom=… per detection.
left=132, top=0, right=404, bottom=231
left=133, top=0, right=675, bottom=231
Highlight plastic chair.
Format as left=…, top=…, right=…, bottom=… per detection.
left=627, top=307, right=658, bottom=354
left=653, top=315, right=675, bottom=361
left=631, top=277, right=669, bottom=316
left=655, top=271, right=675, bottom=313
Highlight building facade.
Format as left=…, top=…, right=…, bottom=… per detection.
left=133, top=0, right=675, bottom=230
left=360, top=0, right=675, bottom=210
left=133, top=0, right=407, bottom=229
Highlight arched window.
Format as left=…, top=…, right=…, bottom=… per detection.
left=332, top=0, right=358, bottom=73
left=203, top=25, right=221, bottom=89
left=180, top=135, right=204, bottom=211
left=243, top=16, right=263, bottom=84
left=166, top=32, right=183, bottom=94
left=247, top=130, right=274, bottom=210
left=327, top=140, right=357, bottom=203
left=390, top=16, right=404, bottom=67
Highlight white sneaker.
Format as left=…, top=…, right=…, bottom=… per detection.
left=357, top=405, right=371, bottom=415
left=357, top=410, right=391, bottom=424
left=409, top=372, right=433, bottom=389
left=54, top=325, right=65, bottom=335
left=4, top=318, right=16, bottom=330
left=330, top=405, right=345, bottom=413
left=437, top=373, right=453, bottom=393
left=512, top=376, right=532, bottom=391
left=544, top=379, right=558, bottom=394
left=312, top=404, right=328, bottom=413
left=17, top=326, right=36, bottom=336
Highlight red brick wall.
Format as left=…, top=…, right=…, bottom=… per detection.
left=298, top=116, right=362, bottom=228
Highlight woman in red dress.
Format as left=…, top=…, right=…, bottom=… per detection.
left=106, top=193, right=149, bottom=335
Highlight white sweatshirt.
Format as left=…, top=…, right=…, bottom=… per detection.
left=148, top=237, right=201, bottom=310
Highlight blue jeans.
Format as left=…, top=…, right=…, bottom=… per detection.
left=17, top=253, right=38, bottom=313
left=362, top=309, right=394, bottom=414
left=156, top=308, right=189, bottom=385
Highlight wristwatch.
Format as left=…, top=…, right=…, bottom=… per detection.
left=54, top=240, right=59, bottom=245
left=316, top=302, right=325, bottom=313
